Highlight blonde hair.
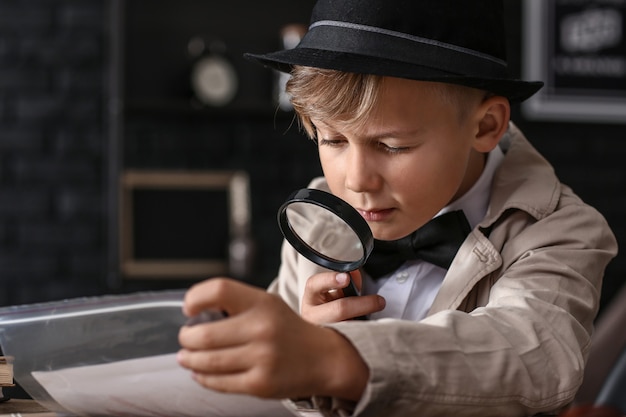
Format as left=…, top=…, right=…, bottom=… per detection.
left=286, top=66, right=487, bottom=139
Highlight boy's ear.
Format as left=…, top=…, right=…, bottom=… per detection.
left=472, top=95, right=510, bottom=153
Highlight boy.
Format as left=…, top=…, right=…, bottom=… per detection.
left=177, top=0, right=618, bottom=416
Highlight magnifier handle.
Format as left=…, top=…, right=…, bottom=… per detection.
left=342, top=272, right=361, bottom=297
left=343, top=271, right=367, bottom=320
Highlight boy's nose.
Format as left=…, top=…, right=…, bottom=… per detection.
left=344, top=149, right=380, bottom=193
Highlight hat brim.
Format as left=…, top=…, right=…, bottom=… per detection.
left=245, top=48, right=543, bottom=103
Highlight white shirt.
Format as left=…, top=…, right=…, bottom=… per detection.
left=363, top=146, right=504, bottom=321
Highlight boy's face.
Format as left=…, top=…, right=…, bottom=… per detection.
left=313, top=78, right=487, bottom=241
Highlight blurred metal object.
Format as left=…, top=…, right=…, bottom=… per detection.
left=276, top=24, right=307, bottom=111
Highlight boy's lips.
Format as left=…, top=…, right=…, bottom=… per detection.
left=356, top=208, right=395, bottom=222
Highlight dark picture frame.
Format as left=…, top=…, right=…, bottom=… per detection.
left=522, top=0, right=626, bottom=123
left=119, top=170, right=250, bottom=279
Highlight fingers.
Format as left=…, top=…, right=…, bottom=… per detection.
left=302, top=271, right=349, bottom=306
left=190, top=371, right=275, bottom=398
left=179, top=322, right=370, bottom=400
left=180, top=317, right=247, bottom=350
left=177, top=345, right=249, bottom=375
left=183, top=277, right=269, bottom=318
left=302, top=270, right=363, bottom=302
left=180, top=283, right=286, bottom=351
left=178, top=346, right=283, bottom=398
left=301, top=269, right=385, bottom=323
left=303, top=294, right=385, bottom=324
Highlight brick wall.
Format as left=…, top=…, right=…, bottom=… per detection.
left=0, top=0, right=108, bottom=305
left=0, top=0, right=624, bottom=314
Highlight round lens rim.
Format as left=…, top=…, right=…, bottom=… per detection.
left=277, top=188, right=374, bottom=272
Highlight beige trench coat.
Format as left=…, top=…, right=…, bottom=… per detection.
left=268, top=123, right=618, bottom=417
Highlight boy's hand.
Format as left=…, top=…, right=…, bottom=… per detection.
left=301, top=270, right=386, bottom=324
left=177, top=278, right=369, bottom=401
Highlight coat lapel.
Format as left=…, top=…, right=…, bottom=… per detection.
left=427, top=230, right=502, bottom=315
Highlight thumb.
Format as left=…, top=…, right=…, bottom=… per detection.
left=341, top=269, right=363, bottom=297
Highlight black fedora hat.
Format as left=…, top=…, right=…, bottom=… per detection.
left=246, top=0, right=543, bottom=102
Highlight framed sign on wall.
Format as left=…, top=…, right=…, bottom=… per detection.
left=522, top=0, right=626, bottom=123
left=119, top=170, right=251, bottom=280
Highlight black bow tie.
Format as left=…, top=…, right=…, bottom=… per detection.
left=363, top=210, right=471, bottom=279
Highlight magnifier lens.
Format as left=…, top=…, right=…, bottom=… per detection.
left=285, top=202, right=364, bottom=264
left=278, top=189, right=374, bottom=273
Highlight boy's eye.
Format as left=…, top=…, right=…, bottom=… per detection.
left=378, top=142, right=410, bottom=154
left=319, top=138, right=410, bottom=154
left=319, top=138, right=346, bottom=147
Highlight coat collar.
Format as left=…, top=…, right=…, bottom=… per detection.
left=480, top=122, right=561, bottom=229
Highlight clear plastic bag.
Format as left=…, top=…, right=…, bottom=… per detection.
left=0, top=290, right=186, bottom=413
left=0, top=290, right=294, bottom=417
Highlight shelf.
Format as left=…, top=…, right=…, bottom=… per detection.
left=123, top=97, right=293, bottom=120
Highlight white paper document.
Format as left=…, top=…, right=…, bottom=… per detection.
left=32, top=353, right=296, bottom=417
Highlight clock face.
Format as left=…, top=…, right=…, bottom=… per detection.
left=191, top=55, right=238, bottom=106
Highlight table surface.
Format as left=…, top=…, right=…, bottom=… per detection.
left=0, top=398, right=56, bottom=416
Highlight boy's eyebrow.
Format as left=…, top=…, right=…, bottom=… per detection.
left=325, top=128, right=426, bottom=142
left=314, top=121, right=426, bottom=141
left=360, top=128, right=426, bottom=141
left=313, top=119, right=426, bottom=142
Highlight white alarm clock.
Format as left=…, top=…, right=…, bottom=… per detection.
left=189, top=37, right=238, bottom=107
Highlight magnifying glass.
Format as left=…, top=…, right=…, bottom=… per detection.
left=277, top=188, right=374, bottom=298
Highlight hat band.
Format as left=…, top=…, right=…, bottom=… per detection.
left=299, top=20, right=509, bottom=78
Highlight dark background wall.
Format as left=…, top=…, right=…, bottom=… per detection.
left=0, top=0, right=108, bottom=304
left=0, top=0, right=624, bottom=316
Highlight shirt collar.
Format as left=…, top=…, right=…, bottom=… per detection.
left=437, top=145, right=504, bottom=229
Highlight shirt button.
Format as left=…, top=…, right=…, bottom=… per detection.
left=396, top=272, right=409, bottom=283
